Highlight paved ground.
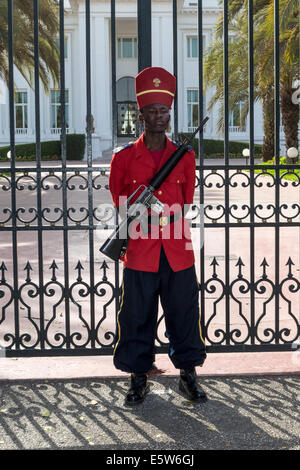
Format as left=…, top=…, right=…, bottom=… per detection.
left=0, top=374, right=299, bottom=451
left=0, top=351, right=299, bottom=452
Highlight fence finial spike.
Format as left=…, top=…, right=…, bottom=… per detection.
left=24, top=261, right=33, bottom=282
left=0, top=262, right=7, bottom=283
left=100, top=260, right=109, bottom=281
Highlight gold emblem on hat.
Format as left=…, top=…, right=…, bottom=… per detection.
left=153, top=78, right=161, bottom=88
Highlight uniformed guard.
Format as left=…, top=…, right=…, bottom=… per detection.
left=109, top=66, right=207, bottom=405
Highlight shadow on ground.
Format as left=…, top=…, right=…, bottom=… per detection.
left=0, top=375, right=299, bottom=450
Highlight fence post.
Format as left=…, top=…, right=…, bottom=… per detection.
left=137, top=0, right=152, bottom=71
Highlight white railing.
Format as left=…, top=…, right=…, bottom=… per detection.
left=187, top=127, right=208, bottom=134
left=229, top=126, right=246, bottom=133
left=50, top=127, right=70, bottom=135
left=15, top=128, right=28, bottom=135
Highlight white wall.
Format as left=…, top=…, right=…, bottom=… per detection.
left=0, top=0, right=289, bottom=158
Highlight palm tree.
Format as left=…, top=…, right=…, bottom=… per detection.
left=204, top=0, right=299, bottom=161
left=262, top=0, right=299, bottom=157
left=0, top=0, right=60, bottom=92
left=204, top=11, right=276, bottom=161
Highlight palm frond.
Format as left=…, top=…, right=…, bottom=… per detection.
left=0, top=0, right=60, bottom=91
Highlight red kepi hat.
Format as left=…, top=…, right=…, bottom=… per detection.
left=135, top=66, right=176, bottom=110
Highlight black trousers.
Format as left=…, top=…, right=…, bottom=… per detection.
left=113, top=247, right=207, bottom=374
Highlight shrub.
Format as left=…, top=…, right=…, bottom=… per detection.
left=177, top=134, right=263, bottom=158
left=0, top=134, right=86, bottom=161
left=66, top=134, right=86, bottom=160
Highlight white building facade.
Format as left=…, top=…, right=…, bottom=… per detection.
left=0, top=0, right=284, bottom=159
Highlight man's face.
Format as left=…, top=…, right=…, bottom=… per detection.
left=139, top=103, right=170, bottom=133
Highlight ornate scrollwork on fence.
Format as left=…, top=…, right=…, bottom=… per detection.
left=0, top=166, right=299, bottom=355
left=200, top=255, right=300, bottom=348
left=0, top=256, right=119, bottom=352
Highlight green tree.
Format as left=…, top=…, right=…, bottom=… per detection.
left=204, top=0, right=299, bottom=161
left=0, top=0, right=60, bottom=92
left=256, top=0, right=299, bottom=157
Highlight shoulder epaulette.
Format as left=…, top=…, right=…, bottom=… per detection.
left=113, top=142, right=134, bottom=154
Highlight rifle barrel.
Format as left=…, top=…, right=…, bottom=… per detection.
left=185, top=116, right=209, bottom=145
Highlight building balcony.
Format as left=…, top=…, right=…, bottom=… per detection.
left=229, top=126, right=246, bottom=133
left=50, top=127, right=71, bottom=135
left=15, top=128, right=28, bottom=135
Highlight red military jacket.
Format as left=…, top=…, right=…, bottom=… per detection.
left=108, top=133, right=196, bottom=272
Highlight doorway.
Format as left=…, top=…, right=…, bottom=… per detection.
left=116, top=77, right=138, bottom=137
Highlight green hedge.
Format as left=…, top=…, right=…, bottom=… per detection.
left=178, top=134, right=263, bottom=158
left=0, top=134, right=86, bottom=161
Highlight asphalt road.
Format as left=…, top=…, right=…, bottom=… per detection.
left=0, top=375, right=299, bottom=451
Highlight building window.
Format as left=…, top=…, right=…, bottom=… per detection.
left=187, top=89, right=206, bottom=131
left=229, top=101, right=246, bottom=132
left=117, top=38, right=137, bottom=59
left=187, top=37, right=198, bottom=58
left=55, top=36, right=68, bottom=59
left=50, top=89, right=69, bottom=133
left=15, top=90, right=28, bottom=134
left=187, top=90, right=198, bottom=130
left=187, top=35, right=206, bottom=59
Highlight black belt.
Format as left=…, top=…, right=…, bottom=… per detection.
left=147, top=212, right=182, bottom=226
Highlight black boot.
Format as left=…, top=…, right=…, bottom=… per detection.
left=179, top=368, right=207, bottom=402
left=126, top=373, right=150, bottom=405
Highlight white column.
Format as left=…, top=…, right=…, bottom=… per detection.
left=151, top=16, right=162, bottom=67
left=152, top=13, right=176, bottom=135
left=92, top=15, right=112, bottom=156
left=160, top=15, right=174, bottom=73
left=0, top=77, right=5, bottom=138
left=3, top=86, right=10, bottom=144
left=0, top=103, right=4, bottom=139
left=151, top=13, right=174, bottom=73
left=72, top=11, right=87, bottom=138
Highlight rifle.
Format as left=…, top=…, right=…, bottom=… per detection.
left=99, top=116, right=209, bottom=261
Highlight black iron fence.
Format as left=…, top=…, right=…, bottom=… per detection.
left=0, top=0, right=299, bottom=357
